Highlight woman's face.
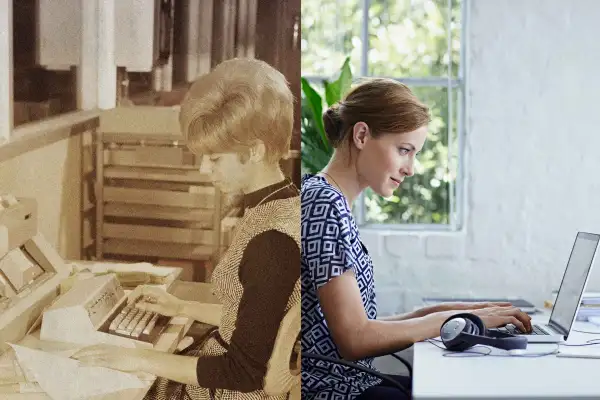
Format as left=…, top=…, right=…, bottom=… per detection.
left=356, top=125, right=428, bottom=198
left=200, top=152, right=248, bottom=194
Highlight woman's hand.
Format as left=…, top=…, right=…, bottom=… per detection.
left=71, top=344, right=147, bottom=373
left=470, top=305, right=533, bottom=333
left=72, top=344, right=201, bottom=386
left=128, top=285, right=185, bottom=317
left=425, top=305, right=532, bottom=340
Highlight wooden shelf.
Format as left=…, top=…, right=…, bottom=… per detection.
left=89, top=106, right=237, bottom=282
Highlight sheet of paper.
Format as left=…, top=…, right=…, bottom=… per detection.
left=9, top=343, right=147, bottom=400
left=87, top=262, right=172, bottom=276
left=557, top=345, right=600, bottom=358
left=0, top=225, right=8, bottom=257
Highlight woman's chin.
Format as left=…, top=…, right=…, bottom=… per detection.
left=212, top=180, right=228, bottom=192
left=371, top=185, right=396, bottom=199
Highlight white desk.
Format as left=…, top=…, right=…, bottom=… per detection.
left=412, top=313, right=600, bottom=399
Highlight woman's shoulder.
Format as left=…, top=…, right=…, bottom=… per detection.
left=301, top=174, right=348, bottom=211
left=301, top=174, right=355, bottom=235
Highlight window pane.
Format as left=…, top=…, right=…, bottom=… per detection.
left=364, top=85, right=459, bottom=225
left=13, top=0, right=79, bottom=127
left=368, top=0, right=461, bottom=78
left=301, top=0, right=363, bottom=77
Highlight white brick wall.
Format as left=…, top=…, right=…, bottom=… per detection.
left=364, top=0, right=600, bottom=317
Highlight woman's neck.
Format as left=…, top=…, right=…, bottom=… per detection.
left=320, top=150, right=365, bottom=206
left=242, top=164, right=286, bottom=194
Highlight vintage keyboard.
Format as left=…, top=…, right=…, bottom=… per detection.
left=105, top=300, right=170, bottom=343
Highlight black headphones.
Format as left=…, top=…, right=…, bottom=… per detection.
left=440, top=313, right=528, bottom=352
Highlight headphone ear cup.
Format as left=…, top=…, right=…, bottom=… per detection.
left=440, top=314, right=474, bottom=351
left=464, top=313, right=486, bottom=335
left=440, top=313, right=487, bottom=352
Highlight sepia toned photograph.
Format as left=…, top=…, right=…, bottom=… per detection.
left=0, top=1, right=301, bottom=399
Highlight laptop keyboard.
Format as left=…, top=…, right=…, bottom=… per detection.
left=499, top=324, right=547, bottom=335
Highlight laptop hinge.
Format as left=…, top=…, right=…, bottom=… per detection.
left=547, top=320, right=569, bottom=338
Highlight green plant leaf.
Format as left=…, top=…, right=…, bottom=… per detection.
left=324, top=56, right=353, bottom=106
left=301, top=77, right=329, bottom=151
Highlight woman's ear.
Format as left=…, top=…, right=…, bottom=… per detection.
left=352, top=122, right=369, bottom=150
left=248, top=140, right=266, bottom=163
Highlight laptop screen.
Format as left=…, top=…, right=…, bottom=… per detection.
left=549, top=232, right=600, bottom=336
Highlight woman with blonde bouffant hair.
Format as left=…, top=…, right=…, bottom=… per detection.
left=72, top=58, right=301, bottom=400
left=300, top=78, right=532, bottom=399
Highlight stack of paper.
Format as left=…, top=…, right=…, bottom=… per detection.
left=5, top=343, right=148, bottom=400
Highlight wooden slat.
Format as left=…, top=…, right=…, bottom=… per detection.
left=104, top=165, right=210, bottom=183
left=103, top=239, right=214, bottom=261
left=104, top=149, right=201, bottom=169
left=104, top=203, right=213, bottom=223
left=99, top=106, right=181, bottom=135
left=102, top=132, right=186, bottom=143
left=104, top=186, right=214, bottom=208
left=104, top=179, right=200, bottom=193
left=103, top=223, right=215, bottom=245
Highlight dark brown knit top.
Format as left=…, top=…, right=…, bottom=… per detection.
left=194, top=179, right=300, bottom=398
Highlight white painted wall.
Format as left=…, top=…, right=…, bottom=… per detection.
left=363, top=0, right=600, bottom=317
left=0, top=135, right=83, bottom=260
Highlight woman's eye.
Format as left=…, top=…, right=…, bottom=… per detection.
left=398, top=148, right=410, bottom=155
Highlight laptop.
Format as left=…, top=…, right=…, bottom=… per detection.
left=495, top=231, right=600, bottom=343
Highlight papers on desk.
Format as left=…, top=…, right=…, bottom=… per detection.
left=7, top=343, right=147, bottom=400
left=68, top=262, right=174, bottom=292
left=557, top=345, right=600, bottom=359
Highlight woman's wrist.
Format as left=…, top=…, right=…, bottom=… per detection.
left=413, top=310, right=454, bottom=342
left=177, top=299, right=191, bottom=317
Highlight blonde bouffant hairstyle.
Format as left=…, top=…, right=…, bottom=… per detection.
left=179, top=58, right=294, bottom=164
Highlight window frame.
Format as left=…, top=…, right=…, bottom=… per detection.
left=303, top=0, right=468, bottom=232
left=0, top=0, right=119, bottom=145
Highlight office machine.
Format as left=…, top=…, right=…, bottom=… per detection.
left=0, top=194, right=189, bottom=356
left=0, top=195, right=72, bottom=354
left=40, top=272, right=189, bottom=350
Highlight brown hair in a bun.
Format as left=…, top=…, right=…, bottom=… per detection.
left=322, top=78, right=430, bottom=148
left=323, top=104, right=345, bottom=146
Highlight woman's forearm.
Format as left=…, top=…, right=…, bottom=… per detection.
left=179, top=301, right=223, bottom=326
left=344, top=312, right=446, bottom=361
left=138, top=350, right=200, bottom=386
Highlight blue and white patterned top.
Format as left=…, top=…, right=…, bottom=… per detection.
left=300, top=174, right=382, bottom=399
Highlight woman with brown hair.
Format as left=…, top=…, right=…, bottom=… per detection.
left=300, top=78, right=532, bottom=399
left=72, top=58, right=300, bottom=400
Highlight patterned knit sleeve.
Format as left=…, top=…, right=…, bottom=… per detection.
left=302, top=186, right=357, bottom=289
left=195, top=230, right=299, bottom=392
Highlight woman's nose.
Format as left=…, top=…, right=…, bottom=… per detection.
left=200, top=156, right=212, bottom=175
left=400, top=161, right=415, bottom=177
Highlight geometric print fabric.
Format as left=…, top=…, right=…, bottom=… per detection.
left=300, top=174, right=382, bottom=399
